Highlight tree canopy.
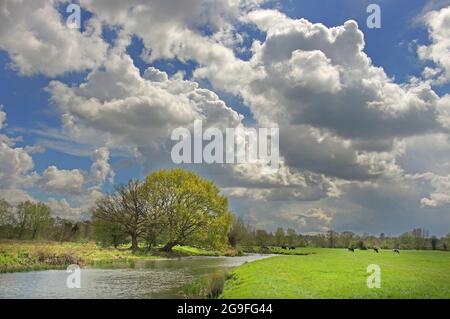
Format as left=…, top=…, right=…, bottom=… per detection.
left=93, top=169, right=232, bottom=252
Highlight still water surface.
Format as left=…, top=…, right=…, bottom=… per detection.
left=0, top=254, right=271, bottom=298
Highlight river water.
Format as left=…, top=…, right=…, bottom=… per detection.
left=0, top=254, right=271, bottom=299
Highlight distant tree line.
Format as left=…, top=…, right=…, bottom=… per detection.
left=1, top=169, right=449, bottom=252
left=0, top=198, right=91, bottom=242
left=228, top=218, right=450, bottom=251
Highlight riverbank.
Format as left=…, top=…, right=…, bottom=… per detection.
left=0, top=253, right=269, bottom=298
left=0, top=240, right=238, bottom=273
left=220, top=248, right=450, bottom=298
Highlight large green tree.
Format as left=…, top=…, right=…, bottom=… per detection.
left=144, top=169, right=232, bottom=252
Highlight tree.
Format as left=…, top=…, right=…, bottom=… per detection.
left=51, top=217, right=73, bottom=242
left=92, top=218, right=127, bottom=248
left=76, top=220, right=93, bottom=242
left=296, top=234, right=306, bottom=247
left=228, top=217, right=250, bottom=247
left=0, top=198, right=13, bottom=225
left=286, top=228, right=297, bottom=246
left=274, top=227, right=285, bottom=246
left=254, top=229, right=270, bottom=247
left=0, top=198, right=15, bottom=238
left=340, top=231, right=355, bottom=248
left=443, top=233, right=450, bottom=251
left=411, top=228, right=429, bottom=250
left=430, top=236, right=439, bottom=250
left=94, top=180, right=148, bottom=252
left=16, top=201, right=31, bottom=239
left=28, top=202, right=52, bottom=239
left=13, top=201, right=52, bottom=239
left=399, top=231, right=413, bottom=249
left=194, top=206, right=233, bottom=250
left=357, top=239, right=367, bottom=250
left=143, top=169, right=231, bottom=252
left=327, top=230, right=337, bottom=248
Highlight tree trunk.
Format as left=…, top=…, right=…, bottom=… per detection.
left=131, top=234, right=139, bottom=253
left=113, top=236, right=118, bottom=249
left=18, top=221, right=26, bottom=239
left=162, top=242, right=177, bottom=252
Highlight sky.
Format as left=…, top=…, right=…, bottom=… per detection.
left=1, top=0, right=450, bottom=236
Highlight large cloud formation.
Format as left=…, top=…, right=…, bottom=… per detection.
left=418, top=6, right=450, bottom=84
left=0, top=0, right=108, bottom=76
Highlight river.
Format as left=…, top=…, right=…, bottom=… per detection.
left=0, top=254, right=271, bottom=299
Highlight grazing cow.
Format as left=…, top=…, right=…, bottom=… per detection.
left=281, top=246, right=287, bottom=250
left=373, top=248, right=379, bottom=253
left=348, top=247, right=355, bottom=252
left=393, top=249, right=400, bottom=254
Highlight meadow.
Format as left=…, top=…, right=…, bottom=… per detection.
left=221, top=248, right=450, bottom=299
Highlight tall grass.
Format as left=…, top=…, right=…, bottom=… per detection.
left=182, top=271, right=232, bottom=299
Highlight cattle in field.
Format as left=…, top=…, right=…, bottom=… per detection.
left=348, top=247, right=355, bottom=252
left=373, top=248, right=379, bottom=253
left=393, top=249, right=400, bottom=254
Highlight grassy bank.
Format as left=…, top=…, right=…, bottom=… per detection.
left=221, top=248, right=450, bottom=298
left=169, top=245, right=241, bottom=257
left=0, top=241, right=234, bottom=273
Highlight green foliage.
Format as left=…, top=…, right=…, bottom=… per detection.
left=15, top=201, right=52, bottom=240
left=0, top=198, right=13, bottom=225
left=0, top=199, right=15, bottom=238
left=91, top=169, right=233, bottom=252
left=143, top=169, right=232, bottom=251
left=274, top=227, right=285, bottom=246
left=286, top=228, right=297, bottom=246
left=92, top=219, right=127, bottom=248
left=228, top=217, right=251, bottom=247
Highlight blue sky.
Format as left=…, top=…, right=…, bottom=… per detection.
left=0, top=0, right=432, bottom=176
left=1, top=0, right=449, bottom=235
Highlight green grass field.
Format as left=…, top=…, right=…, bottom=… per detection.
left=221, top=248, right=450, bottom=299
